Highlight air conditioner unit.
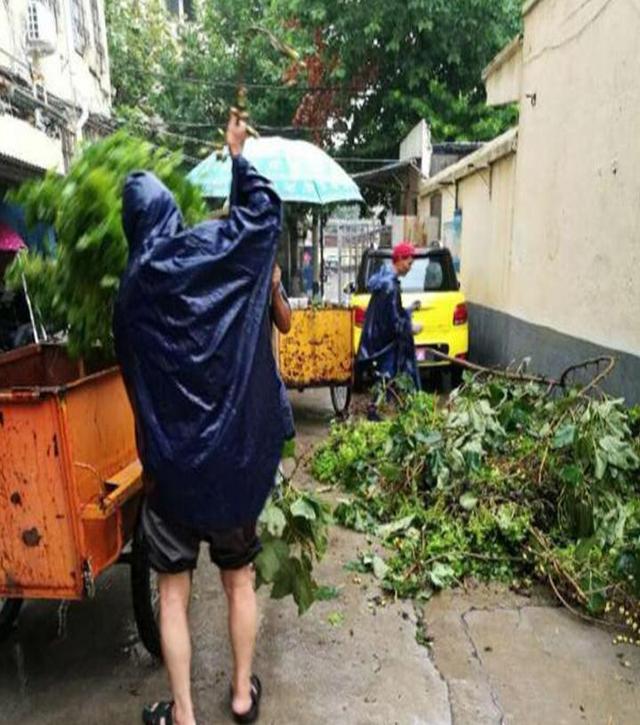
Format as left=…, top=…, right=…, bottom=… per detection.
left=26, top=1, right=57, bottom=56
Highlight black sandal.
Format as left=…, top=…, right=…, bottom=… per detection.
left=142, top=701, right=175, bottom=725
left=231, top=675, right=262, bottom=724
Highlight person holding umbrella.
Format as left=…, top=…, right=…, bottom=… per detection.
left=114, top=111, right=294, bottom=725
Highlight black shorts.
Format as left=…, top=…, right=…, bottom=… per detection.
left=141, top=500, right=262, bottom=574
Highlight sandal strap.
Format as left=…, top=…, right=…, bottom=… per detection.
left=142, top=700, right=174, bottom=725
left=231, top=676, right=262, bottom=724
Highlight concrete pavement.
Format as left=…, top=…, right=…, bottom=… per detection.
left=0, top=390, right=638, bottom=724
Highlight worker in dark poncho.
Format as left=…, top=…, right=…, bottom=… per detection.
left=356, top=243, right=422, bottom=410
left=113, top=113, right=292, bottom=725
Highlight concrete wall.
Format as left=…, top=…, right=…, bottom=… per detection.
left=419, top=0, right=640, bottom=402
left=510, top=0, right=640, bottom=362
left=483, top=36, right=523, bottom=106
left=458, top=153, right=517, bottom=311
left=0, top=114, right=64, bottom=173
left=399, top=120, right=432, bottom=176
left=0, top=0, right=111, bottom=115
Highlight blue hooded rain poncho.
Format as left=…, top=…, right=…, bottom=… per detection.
left=113, top=155, right=294, bottom=530
left=355, top=266, right=420, bottom=389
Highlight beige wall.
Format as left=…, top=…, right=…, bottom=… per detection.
left=509, top=0, right=640, bottom=357
left=0, top=0, right=111, bottom=116
left=417, top=186, right=456, bottom=243
left=458, top=154, right=517, bottom=310
left=484, top=36, right=523, bottom=107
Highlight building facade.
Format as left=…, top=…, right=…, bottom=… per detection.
left=0, top=0, right=112, bottom=182
left=419, top=0, right=640, bottom=403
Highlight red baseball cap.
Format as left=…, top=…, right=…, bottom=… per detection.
left=392, top=242, right=416, bottom=262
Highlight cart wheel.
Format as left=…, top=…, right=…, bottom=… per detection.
left=131, top=517, right=162, bottom=659
left=330, top=384, right=352, bottom=417
left=0, top=598, right=23, bottom=641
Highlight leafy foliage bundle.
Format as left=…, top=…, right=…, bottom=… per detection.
left=6, top=131, right=207, bottom=358
left=313, top=378, right=640, bottom=636
left=256, top=476, right=332, bottom=614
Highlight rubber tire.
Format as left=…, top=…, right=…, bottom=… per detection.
left=0, top=598, right=23, bottom=641
left=330, top=384, right=352, bottom=417
left=450, top=365, right=464, bottom=390
left=130, top=515, right=162, bottom=659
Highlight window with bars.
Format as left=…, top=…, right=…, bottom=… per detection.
left=71, top=0, right=88, bottom=55
left=26, top=0, right=59, bottom=37
left=90, top=0, right=104, bottom=72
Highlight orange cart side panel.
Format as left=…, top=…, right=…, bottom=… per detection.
left=62, top=370, right=138, bottom=576
left=0, top=398, right=82, bottom=599
left=277, top=308, right=353, bottom=387
left=63, top=370, right=137, bottom=506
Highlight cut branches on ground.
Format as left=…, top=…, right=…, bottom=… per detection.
left=312, top=371, right=640, bottom=639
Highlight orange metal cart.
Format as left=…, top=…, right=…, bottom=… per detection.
left=0, top=343, right=160, bottom=655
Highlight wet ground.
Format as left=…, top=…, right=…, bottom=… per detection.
left=1, top=390, right=639, bottom=724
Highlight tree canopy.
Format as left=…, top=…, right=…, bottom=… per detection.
left=105, top=0, right=521, bottom=161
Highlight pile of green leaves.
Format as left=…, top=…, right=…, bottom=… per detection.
left=5, top=131, right=207, bottom=359
left=313, top=378, right=640, bottom=630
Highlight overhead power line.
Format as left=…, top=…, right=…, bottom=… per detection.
left=133, top=69, right=378, bottom=96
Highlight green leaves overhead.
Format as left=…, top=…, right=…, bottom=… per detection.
left=105, top=0, right=521, bottom=163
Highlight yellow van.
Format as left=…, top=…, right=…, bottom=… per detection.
left=350, top=247, right=469, bottom=385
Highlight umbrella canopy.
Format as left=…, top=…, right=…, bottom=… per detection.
left=188, top=136, right=363, bottom=206
left=0, top=222, right=26, bottom=252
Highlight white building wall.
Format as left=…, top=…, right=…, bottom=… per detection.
left=0, top=0, right=111, bottom=116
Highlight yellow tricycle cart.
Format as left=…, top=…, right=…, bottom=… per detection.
left=274, top=305, right=354, bottom=416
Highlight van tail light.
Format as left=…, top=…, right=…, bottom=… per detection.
left=456, top=353, right=468, bottom=360
left=453, top=303, right=468, bottom=326
left=354, top=306, right=367, bottom=327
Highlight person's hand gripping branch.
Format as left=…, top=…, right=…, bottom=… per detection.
left=226, top=107, right=249, bottom=158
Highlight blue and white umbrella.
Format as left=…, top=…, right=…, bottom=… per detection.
left=187, top=136, right=363, bottom=205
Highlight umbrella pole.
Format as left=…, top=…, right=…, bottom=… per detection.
left=311, top=210, right=319, bottom=299
left=320, top=213, right=325, bottom=300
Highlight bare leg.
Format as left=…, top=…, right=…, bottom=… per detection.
left=158, top=571, right=196, bottom=725
left=220, top=565, right=258, bottom=715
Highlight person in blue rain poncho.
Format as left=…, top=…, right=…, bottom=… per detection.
left=356, top=243, right=422, bottom=411
left=114, top=113, right=292, bottom=725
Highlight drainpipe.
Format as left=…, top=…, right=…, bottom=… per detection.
left=62, top=0, right=82, bottom=158
left=75, top=101, right=89, bottom=143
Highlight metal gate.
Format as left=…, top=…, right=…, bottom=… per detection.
left=323, top=220, right=391, bottom=303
